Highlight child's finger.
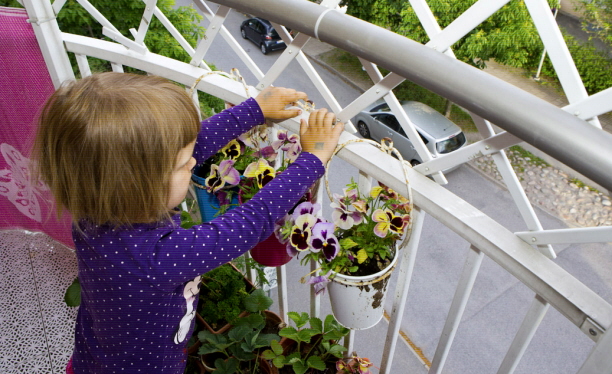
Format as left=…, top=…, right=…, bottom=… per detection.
left=292, top=91, right=308, bottom=103
left=299, top=118, right=308, bottom=137
left=323, top=111, right=336, bottom=126
left=311, top=108, right=328, bottom=127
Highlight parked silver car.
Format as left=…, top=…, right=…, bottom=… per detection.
left=353, top=100, right=467, bottom=170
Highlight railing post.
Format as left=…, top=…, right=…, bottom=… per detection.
left=429, top=245, right=484, bottom=374
left=22, top=0, right=74, bottom=87
left=380, top=207, right=425, bottom=374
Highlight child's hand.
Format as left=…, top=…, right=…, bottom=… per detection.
left=255, top=87, right=308, bottom=121
left=300, top=108, right=344, bottom=164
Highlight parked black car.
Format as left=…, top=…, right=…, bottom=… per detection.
left=240, top=17, right=286, bottom=54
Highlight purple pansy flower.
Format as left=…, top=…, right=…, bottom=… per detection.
left=291, top=201, right=321, bottom=221
left=290, top=214, right=317, bottom=251
left=307, top=275, right=330, bottom=295
left=205, top=159, right=240, bottom=192
left=253, top=145, right=278, bottom=161
left=309, top=222, right=339, bottom=260
left=331, top=198, right=364, bottom=230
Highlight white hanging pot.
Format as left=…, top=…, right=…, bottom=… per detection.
left=327, top=250, right=399, bottom=330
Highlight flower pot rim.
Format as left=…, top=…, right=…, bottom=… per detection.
left=330, top=251, right=399, bottom=285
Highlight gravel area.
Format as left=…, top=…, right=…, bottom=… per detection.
left=470, top=149, right=612, bottom=227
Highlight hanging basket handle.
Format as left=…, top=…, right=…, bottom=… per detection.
left=322, top=136, right=415, bottom=249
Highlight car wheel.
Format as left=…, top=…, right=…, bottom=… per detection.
left=357, top=121, right=370, bottom=139
left=410, top=159, right=421, bottom=167
left=260, top=44, right=268, bottom=54
left=240, top=28, right=247, bottom=39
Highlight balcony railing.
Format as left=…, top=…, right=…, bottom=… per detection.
left=3, top=0, right=612, bottom=373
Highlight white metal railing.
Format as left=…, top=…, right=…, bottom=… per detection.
left=13, top=0, right=612, bottom=373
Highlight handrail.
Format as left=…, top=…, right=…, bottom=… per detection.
left=214, top=0, right=612, bottom=192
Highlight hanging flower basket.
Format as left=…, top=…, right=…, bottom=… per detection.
left=276, top=137, right=413, bottom=330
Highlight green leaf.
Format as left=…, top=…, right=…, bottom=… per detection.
left=328, top=344, right=348, bottom=358
left=307, top=356, right=327, bottom=371
left=257, top=333, right=280, bottom=347
left=64, top=277, right=81, bottom=307
left=213, top=357, right=238, bottom=374
left=232, top=345, right=255, bottom=361
left=323, top=314, right=337, bottom=333
left=272, top=355, right=286, bottom=368
left=244, top=288, right=273, bottom=312
left=285, top=352, right=301, bottom=364
left=198, top=343, right=220, bottom=356
left=234, top=313, right=264, bottom=330
left=340, top=237, right=358, bottom=250
left=228, top=325, right=251, bottom=342
left=261, top=349, right=276, bottom=360
left=279, top=326, right=299, bottom=341
left=287, top=311, right=310, bottom=328
left=296, top=328, right=318, bottom=343
left=292, top=360, right=308, bottom=374
left=309, top=317, right=323, bottom=333
left=271, top=339, right=283, bottom=355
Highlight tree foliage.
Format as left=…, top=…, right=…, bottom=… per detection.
left=343, top=0, right=550, bottom=69
left=578, top=0, right=612, bottom=50
left=1, top=0, right=204, bottom=64
left=56, top=0, right=204, bottom=63
left=343, top=0, right=611, bottom=94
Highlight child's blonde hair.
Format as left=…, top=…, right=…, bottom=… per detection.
left=33, top=72, right=201, bottom=226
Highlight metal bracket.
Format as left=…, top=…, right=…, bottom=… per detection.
left=581, top=317, right=605, bottom=342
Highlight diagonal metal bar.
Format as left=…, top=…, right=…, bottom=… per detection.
left=190, top=5, right=231, bottom=66
left=426, top=0, right=510, bottom=53
left=132, top=0, right=156, bottom=45
left=413, top=131, right=522, bottom=175
left=256, top=31, right=310, bottom=90
left=470, top=115, right=556, bottom=258
left=515, top=226, right=612, bottom=245
left=192, top=0, right=264, bottom=80
left=564, top=86, right=612, bottom=121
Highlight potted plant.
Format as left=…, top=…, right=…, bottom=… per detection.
left=261, top=312, right=350, bottom=374
left=275, top=179, right=412, bottom=330
left=196, top=289, right=283, bottom=374
left=197, top=262, right=256, bottom=334
left=191, top=125, right=303, bottom=267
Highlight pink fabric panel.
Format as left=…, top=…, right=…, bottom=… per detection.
left=0, top=6, right=73, bottom=248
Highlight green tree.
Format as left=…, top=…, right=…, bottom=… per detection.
left=343, top=0, right=551, bottom=69
left=578, top=0, right=612, bottom=50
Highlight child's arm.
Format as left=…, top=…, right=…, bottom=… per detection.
left=154, top=110, right=343, bottom=285
left=193, top=87, right=307, bottom=164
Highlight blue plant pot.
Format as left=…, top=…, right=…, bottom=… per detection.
left=191, top=165, right=239, bottom=222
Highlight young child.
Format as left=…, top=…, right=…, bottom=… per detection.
left=32, top=72, right=344, bottom=374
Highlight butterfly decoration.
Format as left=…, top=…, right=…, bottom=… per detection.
left=0, top=143, right=48, bottom=222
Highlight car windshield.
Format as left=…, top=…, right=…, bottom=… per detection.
left=436, top=132, right=466, bottom=154
left=270, top=29, right=280, bottom=39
